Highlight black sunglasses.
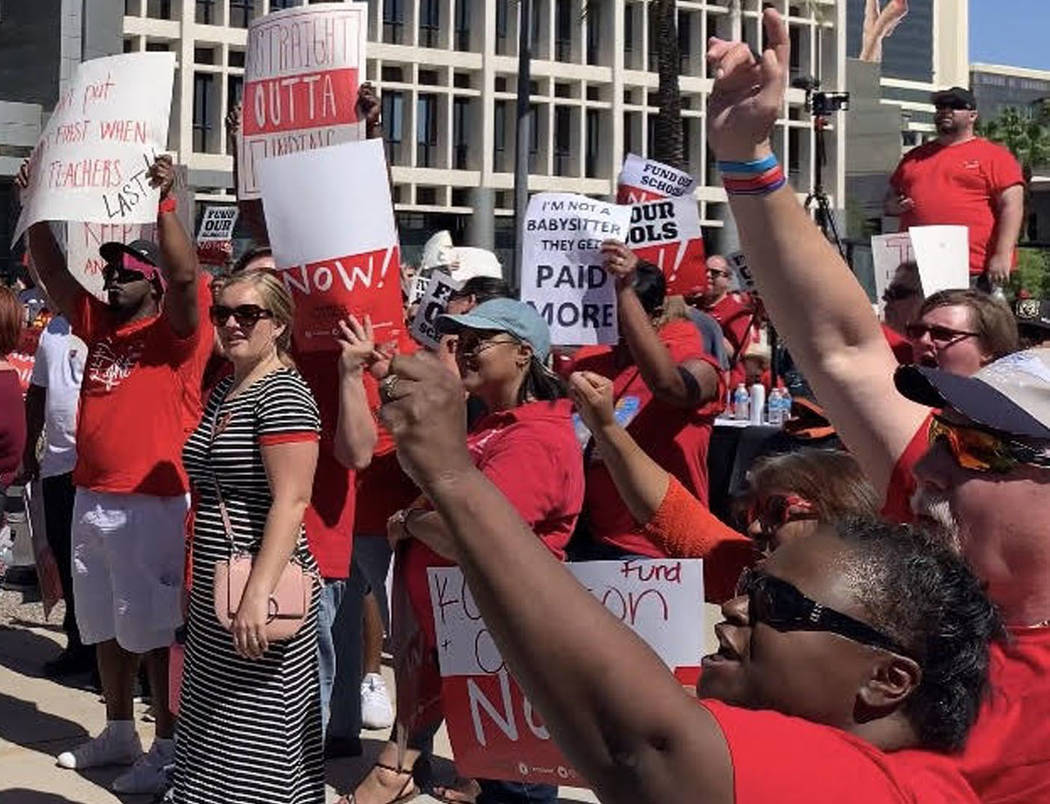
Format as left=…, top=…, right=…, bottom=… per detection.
left=935, top=101, right=973, bottom=111
left=209, top=304, right=275, bottom=327
left=904, top=322, right=979, bottom=346
left=736, top=568, right=915, bottom=659
left=103, top=265, right=149, bottom=286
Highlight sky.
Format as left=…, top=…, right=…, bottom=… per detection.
left=969, top=0, right=1050, bottom=70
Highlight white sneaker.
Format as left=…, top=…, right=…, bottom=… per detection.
left=112, top=738, right=174, bottom=794
left=361, top=672, right=395, bottom=730
left=57, top=723, right=142, bottom=769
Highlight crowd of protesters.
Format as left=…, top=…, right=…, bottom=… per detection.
left=2, top=8, right=1050, bottom=804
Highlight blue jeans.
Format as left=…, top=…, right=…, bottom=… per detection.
left=317, top=578, right=346, bottom=737
left=477, top=780, right=558, bottom=804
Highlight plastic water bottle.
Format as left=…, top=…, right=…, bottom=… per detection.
left=768, top=388, right=783, bottom=426
left=732, top=383, right=750, bottom=421
left=991, top=283, right=1007, bottom=303
left=780, top=387, right=793, bottom=424
left=749, top=383, right=766, bottom=426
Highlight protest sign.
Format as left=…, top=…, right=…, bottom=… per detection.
left=408, top=272, right=432, bottom=306
left=13, top=52, right=176, bottom=243
left=196, top=206, right=239, bottom=266
left=410, top=271, right=461, bottom=349
left=238, top=2, right=368, bottom=199
left=627, top=196, right=706, bottom=296
left=909, top=225, right=970, bottom=297
left=258, top=138, right=401, bottom=352
left=520, top=193, right=631, bottom=346
left=870, top=232, right=914, bottom=312
left=727, top=251, right=756, bottom=295
left=617, top=153, right=697, bottom=204
left=429, top=559, right=704, bottom=784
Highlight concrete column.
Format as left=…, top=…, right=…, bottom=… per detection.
left=466, top=186, right=495, bottom=250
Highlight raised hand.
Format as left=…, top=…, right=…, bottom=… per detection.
left=356, top=82, right=382, bottom=138
left=335, top=314, right=382, bottom=376
left=146, top=153, right=176, bottom=199
left=568, top=371, right=616, bottom=434
left=706, top=8, right=790, bottom=162
left=600, top=240, right=639, bottom=288
left=225, top=103, right=242, bottom=143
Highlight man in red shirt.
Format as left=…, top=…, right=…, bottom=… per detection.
left=691, top=254, right=755, bottom=387
left=568, top=246, right=723, bottom=560
left=705, top=14, right=1050, bottom=799
left=20, top=156, right=211, bottom=794
left=886, top=86, right=1025, bottom=288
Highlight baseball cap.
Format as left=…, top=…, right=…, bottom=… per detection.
left=98, top=239, right=166, bottom=289
left=894, top=348, right=1050, bottom=440
left=931, top=87, right=976, bottom=110
left=437, top=297, right=551, bottom=362
left=1015, top=299, right=1050, bottom=333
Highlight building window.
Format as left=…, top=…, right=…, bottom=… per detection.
left=193, top=73, right=214, bottom=153
left=384, top=0, right=405, bottom=44
left=270, top=0, right=299, bottom=7
left=228, top=49, right=245, bottom=67
left=123, top=38, right=136, bottom=53
left=528, top=103, right=539, bottom=173
left=496, top=0, right=510, bottom=54
left=623, top=111, right=632, bottom=155
left=454, top=0, right=470, bottom=51
left=417, top=94, right=438, bottom=167
left=586, top=109, right=600, bottom=177
left=382, top=90, right=404, bottom=163
left=420, top=0, right=439, bottom=47
left=230, top=0, right=253, bottom=28
left=145, top=41, right=170, bottom=52
left=554, top=106, right=571, bottom=176
left=493, top=101, right=507, bottom=172
left=678, top=11, right=690, bottom=73
left=624, top=5, right=634, bottom=64
left=146, top=0, right=172, bottom=19
left=227, top=75, right=244, bottom=111
left=555, top=1, right=572, bottom=61
left=586, top=0, right=602, bottom=65
left=194, top=47, right=216, bottom=64
left=196, top=0, right=216, bottom=24
left=453, top=97, right=470, bottom=169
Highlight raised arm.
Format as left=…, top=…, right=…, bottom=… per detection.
left=332, top=316, right=379, bottom=471
left=148, top=155, right=200, bottom=338
left=17, top=163, right=84, bottom=321
left=706, top=10, right=928, bottom=496
left=380, top=353, right=734, bottom=804
left=602, top=242, right=720, bottom=409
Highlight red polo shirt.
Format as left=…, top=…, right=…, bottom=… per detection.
left=881, top=415, right=933, bottom=524
left=891, top=137, right=1024, bottom=275
left=702, top=700, right=978, bottom=802
left=570, top=319, right=724, bottom=557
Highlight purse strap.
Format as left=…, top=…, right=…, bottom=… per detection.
left=207, top=393, right=239, bottom=558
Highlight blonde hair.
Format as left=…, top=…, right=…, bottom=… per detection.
left=221, top=269, right=295, bottom=364
left=653, top=294, right=692, bottom=329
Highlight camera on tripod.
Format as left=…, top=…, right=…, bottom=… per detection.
left=790, top=76, right=850, bottom=117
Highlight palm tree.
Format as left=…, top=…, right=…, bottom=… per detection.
left=979, top=104, right=1050, bottom=180
left=649, top=0, right=685, bottom=171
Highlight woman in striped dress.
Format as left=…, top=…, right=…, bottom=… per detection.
left=176, top=269, right=324, bottom=803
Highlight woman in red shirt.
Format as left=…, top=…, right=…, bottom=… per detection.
left=345, top=299, right=583, bottom=804
left=0, top=286, right=27, bottom=493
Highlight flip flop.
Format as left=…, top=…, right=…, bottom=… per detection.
left=337, top=761, right=420, bottom=804
left=431, top=777, right=481, bottom=804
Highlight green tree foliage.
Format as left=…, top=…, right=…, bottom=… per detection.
left=1012, top=247, right=1050, bottom=299
left=978, top=104, right=1050, bottom=180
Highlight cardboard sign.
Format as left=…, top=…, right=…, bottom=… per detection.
left=617, top=153, right=697, bottom=204
left=429, top=559, right=704, bottom=784
left=520, top=193, right=631, bottom=346
left=410, top=271, right=461, bottom=349
left=909, top=225, right=970, bottom=297
left=238, top=2, right=368, bottom=199
left=627, top=197, right=706, bottom=296
left=13, top=52, right=176, bottom=243
left=258, top=138, right=401, bottom=352
left=408, top=272, right=432, bottom=306
left=871, top=232, right=914, bottom=311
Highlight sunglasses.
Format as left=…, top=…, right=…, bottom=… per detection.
left=735, top=568, right=914, bottom=658
left=103, top=265, right=149, bottom=286
left=454, top=334, right=519, bottom=359
left=209, top=304, right=275, bottom=327
left=935, top=101, right=973, bottom=111
left=904, top=322, right=979, bottom=346
left=707, top=269, right=730, bottom=278
left=746, top=494, right=818, bottom=538
left=928, top=415, right=1050, bottom=474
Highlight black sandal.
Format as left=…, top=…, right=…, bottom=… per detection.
left=338, top=761, right=419, bottom=804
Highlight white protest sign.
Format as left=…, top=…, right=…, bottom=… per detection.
left=409, top=272, right=432, bottom=306
left=617, top=153, right=697, bottom=204
left=520, top=193, right=631, bottom=346
left=13, top=52, right=176, bottom=243
left=411, top=271, right=461, bottom=349
left=197, top=206, right=238, bottom=243
left=727, top=251, right=756, bottom=294
left=258, top=138, right=402, bottom=351
left=909, top=225, right=970, bottom=297
left=871, top=232, right=915, bottom=310
left=238, top=2, right=368, bottom=199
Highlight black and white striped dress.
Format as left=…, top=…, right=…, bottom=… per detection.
left=175, top=368, right=324, bottom=804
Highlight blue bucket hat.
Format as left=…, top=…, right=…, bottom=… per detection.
left=436, top=298, right=551, bottom=362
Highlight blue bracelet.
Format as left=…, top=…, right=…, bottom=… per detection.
left=717, top=154, right=778, bottom=175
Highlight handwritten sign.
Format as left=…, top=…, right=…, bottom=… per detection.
left=726, top=251, right=756, bottom=295
left=259, top=138, right=401, bottom=352
left=627, top=197, right=706, bottom=296
left=520, top=193, right=631, bottom=346
left=871, top=232, right=914, bottom=312
left=411, top=271, right=460, bottom=349
left=238, top=2, right=368, bottom=199
left=13, top=52, right=175, bottom=243
left=909, top=225, right=970, bottom=297
left=617, top=153, right=696, bottom=205
left=429, top=559, right=704, bottom=784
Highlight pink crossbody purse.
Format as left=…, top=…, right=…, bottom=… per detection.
left=208, top=406, right=316, bottom=641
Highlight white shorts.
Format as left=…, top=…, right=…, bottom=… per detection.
left=72, top=488, right=189, bottom=653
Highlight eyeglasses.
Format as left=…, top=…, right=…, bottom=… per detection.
left=735, top=568, right=914, bottom=658
left=209, top=304, right=275, bottom=327
left=103, top=265, right=148, bottom=286
left=904, top=322, right=980, bottom=347
left=454, top=335, right=519, bottom=359
left=746, top=494, right=818, bottom=539
left=928, top=414, right=1050, bottom=473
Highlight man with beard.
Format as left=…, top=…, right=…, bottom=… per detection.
left=704, top=11, right=1050, bottom=798
left=885, top=86, right=1024, bottom=290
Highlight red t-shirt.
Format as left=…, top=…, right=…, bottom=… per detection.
left=0, top=370, right=26, bottom=488
left=890, top=138, right=1024, bottom=275
left=71, top=282, right=213, bottom=496
left=882, top=324, right=915, bottom=365
left=705, top=294, right=755, bottom=387
left=881, top=415, right=933, bottom=524
left=954, top=626, right=1050, bottom=802
left=702, top=699, right=978, bottom=802
left=571, top=319, right=724, bottom=557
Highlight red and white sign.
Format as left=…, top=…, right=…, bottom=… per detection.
left=196, top=206, right=238, bottom=266
left=627, top=197, right=706, bottom=297
left=238, top=2, right=368, bottom=199
left=617, top=153, right=697, bottom=205
left=258, top=138, right=402, bottom=352
left=428, top=559, right=704, bottom=785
